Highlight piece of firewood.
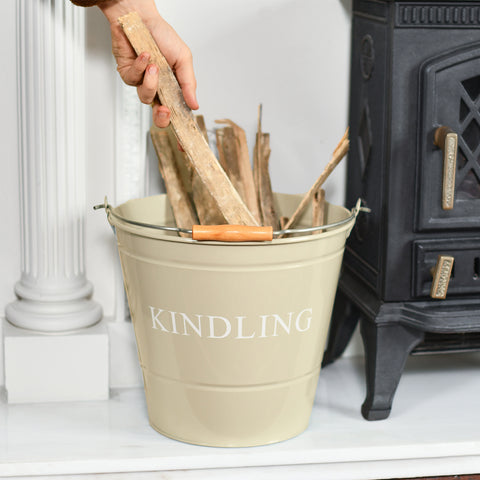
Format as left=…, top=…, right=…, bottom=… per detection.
left=190, top=116, right=225, bottom=225
left=192, top=173, right=226, bottom=225
left=252, top=104, right=263, bottom=212
left=215, top=119, right=261, bottom=224
left=279, top=216, right=289, bottom=230
left=215, top=128, right=229, bottom=173
left=216, top=126, right=257, bottom=221
left=166, top=125, right=193, bottom=194
left=118, top=12, right=258, bottom=226
left=195, top=114, right=208, bottom=142
left=312, top=188, right=326, bottom=230
left=278, top=130, right=349, bottom=237
left=150, top=125, right=198, bottom=235
left=257, top=133, right=279, bottom=229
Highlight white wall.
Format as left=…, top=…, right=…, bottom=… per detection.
left=0, top=0, right=355, bottom=388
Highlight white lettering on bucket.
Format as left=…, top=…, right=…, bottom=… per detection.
left=296, top=308, right=313, bottom=332
left=180, top=313, right=202, bottom=337
left=150, top=307, right=169, bottom=332
left=235, top=316, right=255, bottom=339
left=148, top=306, right=313, bottom=339
left=272, top=313, right=292, bottom=336
left=208, top=316, right=232, bottom=339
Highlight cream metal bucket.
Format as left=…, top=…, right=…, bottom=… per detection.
left=103, top=193, right=359, bottom=447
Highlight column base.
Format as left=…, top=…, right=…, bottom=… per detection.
left=6, top=293, right=102, bottom=333
left=3, top=319, right=109, bottom=403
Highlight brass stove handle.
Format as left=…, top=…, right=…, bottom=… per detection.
left=434, top=126, right=457, bottom=211
left=430, top=255, right=454, bottom=300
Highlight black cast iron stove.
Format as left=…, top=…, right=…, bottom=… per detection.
left=323, top=0, right=480, bottom=420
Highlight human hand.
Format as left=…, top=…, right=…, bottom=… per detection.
left=98, top=0, right=199, bottom=128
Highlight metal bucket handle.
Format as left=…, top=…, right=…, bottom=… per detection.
left=94, top=198, right=368, bottom=242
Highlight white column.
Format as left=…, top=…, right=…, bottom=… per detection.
left=6, top=0, right=102, bottom=332
left=3, top=0, right=108, bottom=403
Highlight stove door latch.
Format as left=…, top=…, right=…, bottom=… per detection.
left=434, top=126, right=457, bottom=211
left=430, top=254, right=455, bottom=300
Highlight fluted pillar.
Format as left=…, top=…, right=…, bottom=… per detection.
left=6, top=0, right=102, bottom=332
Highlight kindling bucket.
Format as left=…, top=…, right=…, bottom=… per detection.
left=102, top=193, right=358, bottom=447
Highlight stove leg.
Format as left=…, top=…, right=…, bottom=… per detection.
left=360, top=319, right=424, bottom=420
left=322, top=288, right=362, bottom=366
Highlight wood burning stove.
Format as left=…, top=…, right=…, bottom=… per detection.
left=323, top=0, right=480, bottom=420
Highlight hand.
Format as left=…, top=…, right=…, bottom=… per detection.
left=98, top=0, right=199, bottom=128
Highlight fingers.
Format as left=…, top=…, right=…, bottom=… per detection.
left=173, top=48, right=199, bottom=111
left=137, top=64, right=159, bottom=104
left=152, top=104, right=171, bottom=129
left=118, top=52, right=151, bottom=86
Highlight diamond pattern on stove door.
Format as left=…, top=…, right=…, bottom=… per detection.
left=457, top=75, right=480, bottom=200
left=417, top=43, right=480, bottom=231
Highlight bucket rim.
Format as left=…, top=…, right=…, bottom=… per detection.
left=97, top=195, right=363, bottom=245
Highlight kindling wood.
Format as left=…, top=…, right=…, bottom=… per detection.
left=118, top=11, right=258, bottom=226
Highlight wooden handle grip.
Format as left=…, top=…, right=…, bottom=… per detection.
left=192, top=225, right=273, bottom=242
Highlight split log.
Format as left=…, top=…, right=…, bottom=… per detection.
left=215, top=128, right=229, bottom=173
left=191, top=116, right=225, bottom=224
left=215, top=119, right=261, bottom=224
left=252, top=104, right=263, bottom=210
left=252, top=105, right=278, bottom=228
left=257, top=133, right=279, bottom=229
left=150, top=125, right=198, bottom=235
left=119, top=12, right=258, bottom=226
left=166, top=125, right=193, bottom=194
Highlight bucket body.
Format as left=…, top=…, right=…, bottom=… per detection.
left=108, top=193, right=355, bottom=447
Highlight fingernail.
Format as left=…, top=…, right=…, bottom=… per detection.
left=157, top=111, right=168, bottom=119
left=140, top=53, right=150, bottom=62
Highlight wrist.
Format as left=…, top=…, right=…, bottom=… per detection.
left=99, top=0, right=159, bottom=23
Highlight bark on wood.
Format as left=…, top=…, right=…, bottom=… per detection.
left=215, top=119, right=261, bottom=224
left=150, top=125, right=198, bottom=235
left=279, top=131, right=349, bottom=236
left=119, top=12, right=258, bottom=226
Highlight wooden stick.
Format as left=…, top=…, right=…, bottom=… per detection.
left=257, top=133, right=279, bottom=229
left=192, top=116, right=225, bottom=225
left=252, top=104, right=263, bottom=212
left=312, top=188, right=326, bottom=230
left=215, top=119, right=261, bottom=224
left=195, top=114, right=209, bottom=142
left=166, top=125, right=193, bottom=194
left=279, top=216, right=289, bottom=230
left=118, top=12, right=258, bottom=226
left=215, top=125, right=259, bottom=225
left=278, top=131, right=349, bottom=236
left=150, top=126, right=198, bottom=235
left=215, top=128, right=229, bottom=173
left=192, top=173, right=226, bottom=225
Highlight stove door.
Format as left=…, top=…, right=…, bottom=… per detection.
left=417, top=42, right=480, bottom=232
